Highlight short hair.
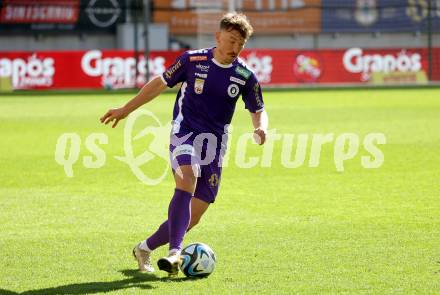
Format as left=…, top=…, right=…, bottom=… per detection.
left=220, top=13, right=254, bottom=40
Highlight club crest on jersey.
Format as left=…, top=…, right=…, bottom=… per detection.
left=194, top=78, right=205, bottom=94
left=196, top=64, right=210, bottom=72
left=235, top=66, right=251, bottom=79
left=227, top=84, right=239, bottom=98
left=208, top=173, right=219, bottom=187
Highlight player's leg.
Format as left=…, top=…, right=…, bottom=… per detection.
left=141, top=197, right=209, bottom=251
left=167, top=155, right=222, bottom=272
left=157, top=160, right=220, bottom=275
left=157, top=164, right=197, bottom=275
left=135, top=194, right=213, bottom=274
left=133, top=197, right=209, bottom=272
left=168, top=164, right=197, bottom=252
left=156, top=197, right=209, bottom=274
left=188, top=197, right=210, bottom=230
left=135, top=164, right=220, bottom=274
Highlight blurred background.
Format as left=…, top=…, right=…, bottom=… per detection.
left=0, top=0, right=439, bottom=90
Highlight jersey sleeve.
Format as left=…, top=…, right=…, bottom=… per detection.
left=161, top=52, right=189, bottom=88
left=241, top=73, right=265, bottom=113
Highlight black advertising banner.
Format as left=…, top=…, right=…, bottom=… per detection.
left=322, top=0, right=440, bottom=33
left=0, top=0, right=125, bottom=33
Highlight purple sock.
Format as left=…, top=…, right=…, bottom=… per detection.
left=146, top=221, right=169, bottom=251
left=146, top=218, right=195, bottom=251
left=168, top=188, right=192, bottom=251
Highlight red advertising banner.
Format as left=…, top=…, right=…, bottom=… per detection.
left=0, top=48, right=439, bottom=90
left=239, top=48, right=439, bottom=85
left=0, top=50, right=182, bottom=90
left=0, top=0, right=80, bottom=24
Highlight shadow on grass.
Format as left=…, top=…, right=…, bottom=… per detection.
left=0, top=269, right=200, bottom=294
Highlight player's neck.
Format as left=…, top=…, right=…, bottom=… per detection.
left=212, top=47, right=233, bottom=65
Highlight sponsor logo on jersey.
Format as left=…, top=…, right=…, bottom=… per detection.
left=230, top=76, right=246, bottom=85
left=190, top=55, right=208, bottom=62
left=227, top=84, right=239, bottom=98
left=188, top=49, right=208, bottom=54
left=194, top=78, right=205, bottom=94
left=235, top=66, right=251, bottom=79
left=165, top=60, right=182, bottom=79
left=195, top=72, right=208, bottom=79
left=196, top=64, right=210, bottom=72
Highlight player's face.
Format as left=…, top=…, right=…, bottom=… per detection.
left=215, top=29, right=246, bottom=64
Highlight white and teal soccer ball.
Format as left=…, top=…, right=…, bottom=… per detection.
left=179, top=242, right=216, bottom=277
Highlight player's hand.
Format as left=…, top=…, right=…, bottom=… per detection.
left=100, top=107, right=128, bottom=128
left=253, top=128, right=266, bottom=145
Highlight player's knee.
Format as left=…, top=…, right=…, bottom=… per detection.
left=175, top=177, right=196, bottom=193
left=177, top=165, right=197, bottom=180
left=175, top=165, right=197, bottom=192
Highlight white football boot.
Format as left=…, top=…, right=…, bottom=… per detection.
left=132, top=243, right=154, bottom=273
left=157, top=252, right=181, bottom=277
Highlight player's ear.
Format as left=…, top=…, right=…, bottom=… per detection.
left=215, top=31, right=221, bottom=44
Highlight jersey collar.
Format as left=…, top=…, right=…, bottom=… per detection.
left=210, top=47, right=234, bottom=68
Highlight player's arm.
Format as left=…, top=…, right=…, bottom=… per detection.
left=241, top=72, right=267, bottom=145
left=100, top=76, right=167, bottom=128
left=250, top=109, right=268, bottom=145
left=101, top=51, right=188, bottom=128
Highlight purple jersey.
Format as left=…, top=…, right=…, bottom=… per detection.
left=161, top=47, right=264, bottom=137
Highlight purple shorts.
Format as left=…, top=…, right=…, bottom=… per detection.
left=169, top=131, right=225, bottom=204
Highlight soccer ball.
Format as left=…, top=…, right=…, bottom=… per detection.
left=179, top=242, right=216, bottom=277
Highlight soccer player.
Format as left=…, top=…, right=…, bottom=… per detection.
left=100, top=12, right=268, bottom=276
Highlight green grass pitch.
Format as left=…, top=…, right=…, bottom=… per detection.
left=1, top=88, right=439, bottom=294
